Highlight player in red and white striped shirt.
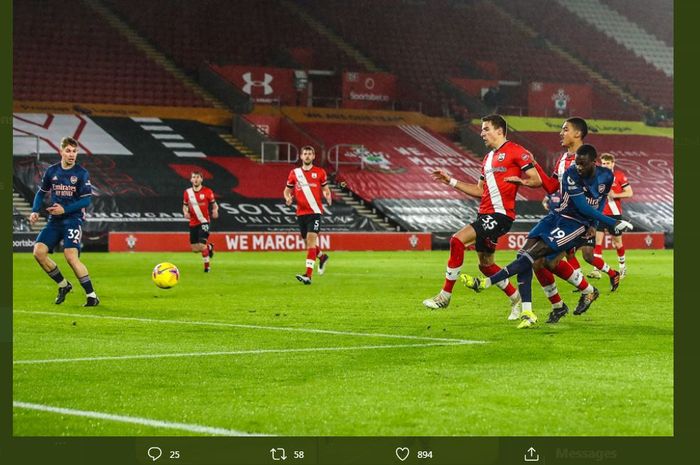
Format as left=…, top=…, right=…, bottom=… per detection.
left=284, top=146, right=332, bottom=285
left=183, top=171, right=218, bottom=272
left=423, top=114, right=542, bottom=317
left=594, top=153, right=633, bottom=278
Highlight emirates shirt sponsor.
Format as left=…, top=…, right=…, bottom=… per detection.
left=183, top=186, right=216, bottom=227
left=603, top=169, right=631, bottom=216
left=286, top=166, right=328, bottom=216
left=479, top=141, right=535, bottom=219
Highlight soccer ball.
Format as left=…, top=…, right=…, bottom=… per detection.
left=152, top=262, right=180, bottom=289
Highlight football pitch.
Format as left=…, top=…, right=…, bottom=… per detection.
left=12, top=250, right=673, bottom=436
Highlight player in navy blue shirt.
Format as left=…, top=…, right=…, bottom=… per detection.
left=460, top=144, right=632, bottom=328
left=29, top=137, right=99, bottom=306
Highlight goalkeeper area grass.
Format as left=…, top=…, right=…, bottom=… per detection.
left=12, top=250, right=672, bottom=436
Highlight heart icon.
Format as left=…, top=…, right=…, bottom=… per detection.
left=395, top=447, right=410, bottom=462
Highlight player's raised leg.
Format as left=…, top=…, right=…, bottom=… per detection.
left=581, top=245, right=620, bottom=292
left=478, top=253, right=522, bottom=319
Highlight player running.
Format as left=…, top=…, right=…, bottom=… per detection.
left=183, top=171, right=218, bottom=272
left=512, top=118, right=601, bottom=322
left=422, top=114, right=542, bottom=317
left=461, top=144, right=633, bottom=328
left=590, top=153, right=633, bottom=279
left=29, top=136, right=99, bottom=306
left=284, top=146, right=332, bottom=285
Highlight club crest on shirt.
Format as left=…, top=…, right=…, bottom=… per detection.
left=200, top=194, right=205, bottom=200
left=52, top=176, right=58, bottom=181
left=497, top=153, right=506, bottom=162
left=311, top=172, right=318, bottom=179
left=598, top=184, right=606, bottom=193
left=70, top=176, right=78, bottom=184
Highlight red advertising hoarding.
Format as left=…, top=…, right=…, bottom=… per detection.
left=210, top=65, right=300, bottom=105
left=110, top=232, right=432, bottom=252
left=528, top=82, right=593, bottom=118
left=342, top=72, right=397, bottom=109
left=497, top=232, right=665, bottom=251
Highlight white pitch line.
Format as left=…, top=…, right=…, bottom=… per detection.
left=14, top=341, right=471, bottom=365
left=14, top=310, right=485, bottom=344
left=13, top=401, right=263, bottom=436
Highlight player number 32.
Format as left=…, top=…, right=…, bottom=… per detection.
left=67, top=228, right=82, bottom=243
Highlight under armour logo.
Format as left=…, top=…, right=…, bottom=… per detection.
left=242, top=72, right=273, bottom=95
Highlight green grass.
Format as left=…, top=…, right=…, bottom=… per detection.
left=13, top=250, right=673, bottom=436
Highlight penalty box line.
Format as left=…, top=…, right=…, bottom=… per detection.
left=13, top=401, right=266, bottom=436
left=14, top=310, right=487, bottom=344
left=14, top=341, right=473, bottom=365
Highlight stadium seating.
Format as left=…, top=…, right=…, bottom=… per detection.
left=300, top=0, right=642, bottom=119
left=498, top=0, right=672, bottom=109
left=13, top=0, right=210, bottom=107
left=601, top=0, right=673, bottom=46
left=105, top=0, right=365, bottom=73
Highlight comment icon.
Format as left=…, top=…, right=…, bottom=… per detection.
left=147, top=446, right=163, bottom=462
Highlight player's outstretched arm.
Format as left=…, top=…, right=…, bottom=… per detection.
left=571, top=194, right=617, bottom=228
left=211, top=202, right=219, bottom=219
left=431, top=169, right=483, bottom=198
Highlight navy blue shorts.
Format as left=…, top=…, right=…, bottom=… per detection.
left=528, top=214, right=587, bottom=259
left=35, top=219, right=83, bottom=252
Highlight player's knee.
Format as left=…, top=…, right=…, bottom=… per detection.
left=582, top=249, right=595, bottom=263
left=32, top=244, right=47, bottom=261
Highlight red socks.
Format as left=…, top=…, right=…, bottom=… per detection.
left=305, top=247, right=318, bottom=277
left=443, top=236, right=465, bottom=293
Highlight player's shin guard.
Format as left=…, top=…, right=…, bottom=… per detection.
left=305, top=247, right=318, bottom=277
left=480, top=263, right=518, bottom=299
left=442, top=236, right=465, bottom=293
left=556, top=260, right=592, bottom=292
left=591, top=257, right=615, bottom=277
left=46, top=266, right=67, bottom=286
left=535, top=268, right=561, bottom=306
left=78, top=275, right=95, bottom=295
